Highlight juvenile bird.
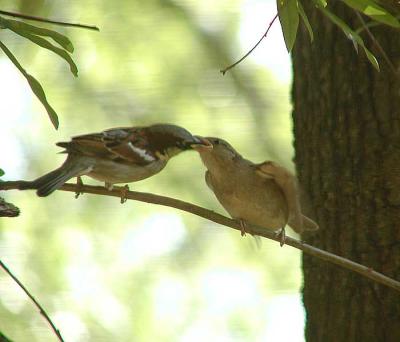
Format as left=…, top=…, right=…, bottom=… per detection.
left=193, top=137, right=318, bottom=243
left=3, top=124, right=210, bottom=198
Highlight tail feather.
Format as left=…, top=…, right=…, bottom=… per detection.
left=302, top=215, right=319, bottom=231
left=19, top=159, right=89, bottom=197
left=34, top=167, right=77, bottom=196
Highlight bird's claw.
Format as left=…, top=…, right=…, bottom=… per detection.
left=120, top=184, right=129, bottom=204
left=275, top=227, right=286, bottom=247
left=75, top=176, right=84, bottom=199
left=239, top=219, right=247, bottom=237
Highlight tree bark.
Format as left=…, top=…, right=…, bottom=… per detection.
left=292, top=2, right=400, bottom=341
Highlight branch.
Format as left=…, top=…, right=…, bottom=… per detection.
left=0, top=259, right=64, bottom=342
left=2, top=181, right=400, bottom=292
left=220, top=13, right=278, bottom=75
left=0, top=9, right=99, bottom=31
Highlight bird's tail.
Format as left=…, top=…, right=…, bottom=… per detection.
left=8, top=157, right=89, bottom=197
left=301, top=215, right=319, bottom=231
left=289, top=214, right=319, bottom=233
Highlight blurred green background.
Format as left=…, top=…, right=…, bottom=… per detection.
left=0, top=0, right=303, bottom=341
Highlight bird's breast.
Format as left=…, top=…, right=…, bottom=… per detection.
left=208, top=169, right=288, bottom=230
left=87, top=158, right=167, bottom=184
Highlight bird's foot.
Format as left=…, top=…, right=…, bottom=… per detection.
left=274, top=227, right=286, bottom=247
left=75, top=176, right=84, bottom=199
left=119, top=184, right=130, bottom=204
left=239, top=219, right=247, bottom=237
left=105, top=182, right=114, bottom=191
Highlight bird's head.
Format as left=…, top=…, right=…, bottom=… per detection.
left=191, top=136, right=240, bottom=169
left=147, top=124, right=213, bottom=159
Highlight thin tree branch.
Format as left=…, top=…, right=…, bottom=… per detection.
left=0, top=259, right=64, bottom=342
left=220, top=13, right=278, bottom=75
left=0, top=9, right=99, bottom=31
left=1, top=181, right=400, bottom=292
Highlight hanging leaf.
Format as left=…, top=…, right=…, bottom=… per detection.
left=0, top=16, right=74, bottom=52
left=320, top=7, right=380, bottom=71
left=297, top=1, right=314, bottom=42
left=0, top=41, right=59, bottom=129
left=277, top=0, right=300, bottom=52
left=8, top=29, right=77, bottom=76
left=312, top=0, right=328, bottom=8
left=343, top=0, right=400, bottom=28
left=0, top=168, right=4, bottom=177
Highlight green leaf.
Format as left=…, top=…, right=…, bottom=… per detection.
left=0, top=41, right=59, bottom=129
left=277, top=0, right=300, bottom=52
left=312, top=0, right=328, bottom=8
left=320, top=8, right=380, bottom=71
left=0, top=168, right=4, bottom=177
left=297, top=1, right=314, bottom=42
left=6, top=28, right=78, bottom=76
left=0, top=16, right=74, bottom=52
left=362, top=45, right=380, bottom=70
left=343, top=0, right=400, bottom=28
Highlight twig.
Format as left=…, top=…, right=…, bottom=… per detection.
left=0, top=259, right=64, bottom=342
left=354, top=10, right=397, bottom=74
left=220, top=13, right=278, bottom=75
left=0, top=9, right=99, bottom=31
left=1, top=181, right=400, bottom=292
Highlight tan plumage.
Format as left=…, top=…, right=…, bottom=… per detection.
left=194, top=137, right=318, bottom=236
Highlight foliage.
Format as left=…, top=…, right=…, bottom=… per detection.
left=277, top=0, right=399, bottom=70
left=0, top=14, right=79, bottom=129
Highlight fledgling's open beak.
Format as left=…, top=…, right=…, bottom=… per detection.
left=190, top=136, right=213, bottom=151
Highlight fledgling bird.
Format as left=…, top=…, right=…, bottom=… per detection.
left=3, top=124, right=210, bottom=198
left=193, top=137, right=318, bottom=243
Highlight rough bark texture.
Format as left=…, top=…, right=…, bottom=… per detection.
left=292, top=2, right=400, bottom=342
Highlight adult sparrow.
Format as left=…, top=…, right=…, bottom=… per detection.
left=3, top=124, right=211, bottom=197
left=193, top=137, right=318, bottom=243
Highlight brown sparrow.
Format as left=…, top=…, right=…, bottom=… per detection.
left=193, top=137, right=318, bottom=242
left=4, top=124, right=211, bottom=197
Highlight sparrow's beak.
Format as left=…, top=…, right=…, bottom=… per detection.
left=190, top=136, right=213, bottom=151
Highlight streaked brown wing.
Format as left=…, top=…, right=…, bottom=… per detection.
left=101, top=127, right=157, bottom=165
left=57, top=127, right=157, bottom=165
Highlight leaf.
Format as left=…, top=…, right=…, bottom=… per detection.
left=297, top=1, right=314, bottom=42
left=0, top=16, right=74, bottom=52
left=0, top=168, right=4, bottom=177
left=7, top=28, right=78, bottom=76
left=363, top=45, right=380, bottom=70
left=312, top=0, right=328, bottom=8
left=342, top=0, right=400, bottom=28
left=277, top=0, right=300, bottom=52
left=0, top=41, right=59, bottom=129
left=320, top=8, right=380, bottom=71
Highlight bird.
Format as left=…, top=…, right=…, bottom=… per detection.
left=192, top=137, right=318, bottom=244
left=3, top=124, right=212, bottom=199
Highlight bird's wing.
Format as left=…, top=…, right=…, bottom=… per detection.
left=256, top=161, right=304, bottom=233
left=57, top=128, right=157, bottom=165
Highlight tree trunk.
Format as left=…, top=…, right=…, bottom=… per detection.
left=292, top=2, right=400, bottom=341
